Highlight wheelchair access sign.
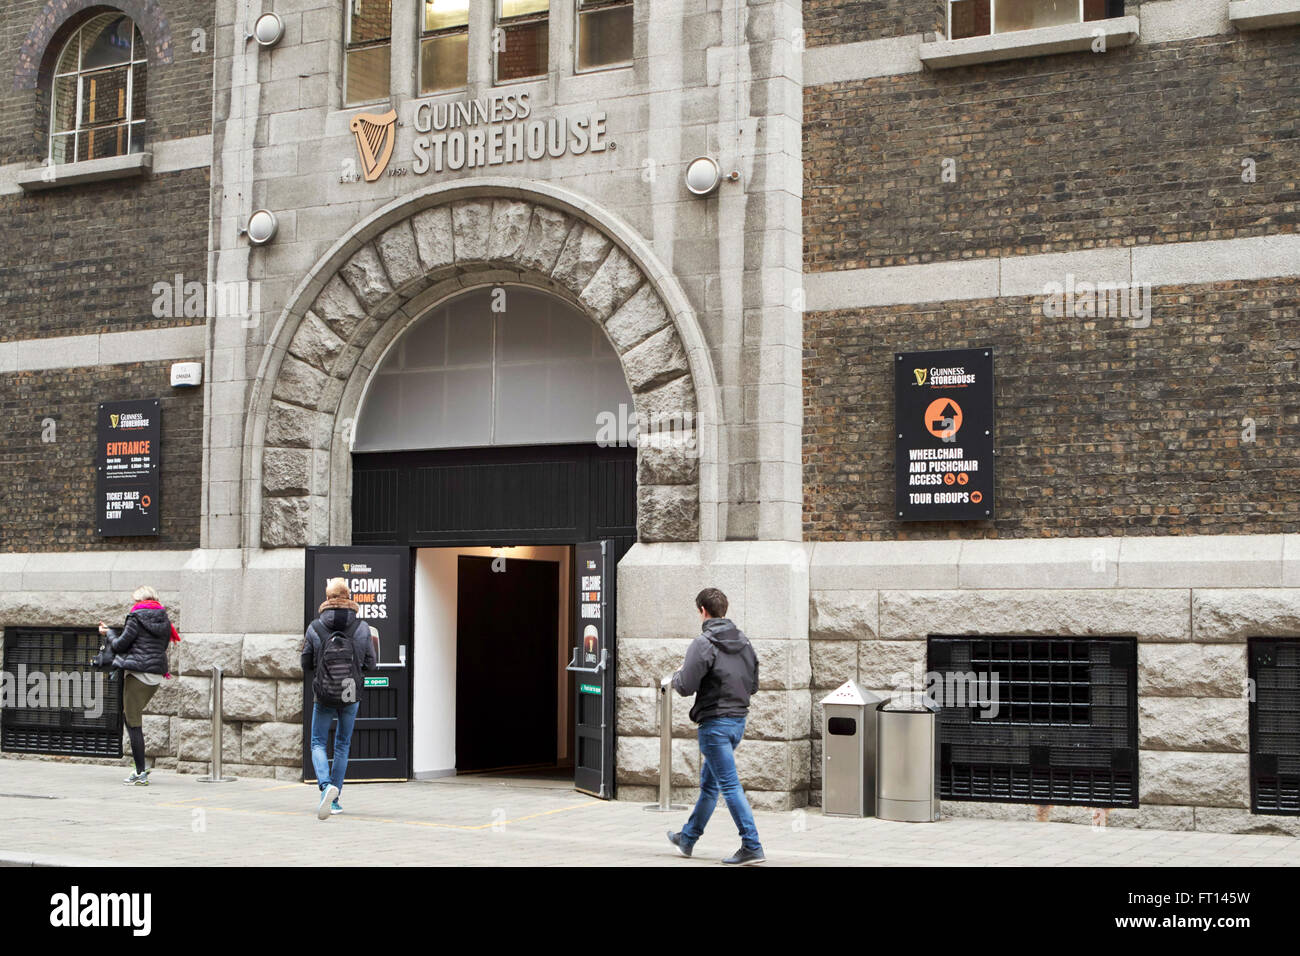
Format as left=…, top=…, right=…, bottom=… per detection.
left=895, top=348, right=995, bottom=521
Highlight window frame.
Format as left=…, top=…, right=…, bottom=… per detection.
left=494, top=0, right=550, bottom=86
left=946, top=0, right=1115, bottom=41
left=573, top=0, right=634, bottom=75
left=344, top=0, right=394, bottom=108
left=419, top=1, right=471, bottom=95
left=48, top=14, right=148, bottom=167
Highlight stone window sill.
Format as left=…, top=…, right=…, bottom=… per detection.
left=1229, top=0, right=1300, bottom=28
left=919, top=17, right=1140, bottom=69
left=17, top=151, right=152, bottom=192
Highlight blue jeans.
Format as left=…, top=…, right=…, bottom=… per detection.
left=680, top=716, right=762, bottom=852
left=310, top=700, right=360, bottom=796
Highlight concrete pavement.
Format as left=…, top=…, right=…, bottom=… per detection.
left=0, top=758, right=1297, bottom=867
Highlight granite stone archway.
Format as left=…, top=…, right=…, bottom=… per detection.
left=250, top=186, right=717, bottom=549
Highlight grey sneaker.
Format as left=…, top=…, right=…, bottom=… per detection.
left=722, top=846, right=766, bottom=865
left=123, top=769, right=150, bottom=786
left=667, top=831, right=692, bottom=858
left=317, top=784, right=339, bottom=820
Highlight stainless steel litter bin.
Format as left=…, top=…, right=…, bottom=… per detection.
left=820, top=680, right=884, bottom=817
left=876, top=698, right=940, bottom=822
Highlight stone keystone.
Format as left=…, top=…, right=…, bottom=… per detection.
left=518, top=206, right=573, bottom=274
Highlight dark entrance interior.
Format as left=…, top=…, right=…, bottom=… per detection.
left=352, top=443, right=635, bottom=791
left=455, top=554, right=560, bottom=772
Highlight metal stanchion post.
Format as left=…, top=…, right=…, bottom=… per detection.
left=643, top=675, right=687, bottom=811
left=198, top=664, right=235, bottom=783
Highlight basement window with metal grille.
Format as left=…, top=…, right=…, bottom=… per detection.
left=928, top=637, right=1137, bottom=808
left=1249, top=639, right=1300, bottom=815
left=1, top=627, right=122, bottom=758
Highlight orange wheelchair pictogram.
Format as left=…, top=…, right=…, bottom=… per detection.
left=943, top=472, right=955, bottom=485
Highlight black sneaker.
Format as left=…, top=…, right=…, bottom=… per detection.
left=722, top=846, right=766, bottom=865
left=666, top=831, right=693, bottom=858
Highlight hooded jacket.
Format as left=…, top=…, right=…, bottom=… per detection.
left=301, top=597, right=377, bottom=676
left=109, top=602, right=176, bottom=675
left=672, top=617, right=759, bottom=724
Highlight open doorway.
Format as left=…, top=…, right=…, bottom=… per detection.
left=412, top=545, right=575, bottom=781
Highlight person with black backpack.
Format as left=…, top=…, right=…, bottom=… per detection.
left=302, top=578, right=377, bottom=820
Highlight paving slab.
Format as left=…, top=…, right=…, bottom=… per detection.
left=0, top=758, right=1296, bottom=867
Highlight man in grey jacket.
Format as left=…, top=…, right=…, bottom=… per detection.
left=666, top=588, right=764, bottom=864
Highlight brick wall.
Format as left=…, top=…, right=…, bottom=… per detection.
left=803, top=30, right=1300, bottom=272
left=0, top=361, right=203, bottom=550
left=803, top=279, right=1300, bottom=539
left=803, top=0, right=944, bottom=47
left=0, top=167, right=211, bottom=341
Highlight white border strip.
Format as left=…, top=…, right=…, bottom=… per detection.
left=806, top=234, right=1300, bottom=311
left=0, top=325, right=206, bottom=374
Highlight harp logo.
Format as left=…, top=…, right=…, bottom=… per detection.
left=350, top=110, right=398, bottom=182
left=110, top=414, right=120, bottom=428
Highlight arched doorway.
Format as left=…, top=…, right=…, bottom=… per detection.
left=252, top=184, right=719, bottom=795
left=349, top=285, right=636, bottom=781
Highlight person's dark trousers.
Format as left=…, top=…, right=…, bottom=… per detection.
left=679, top=716, right=762, bottom=852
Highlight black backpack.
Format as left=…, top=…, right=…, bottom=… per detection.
left=311, top=618, right=363, bottom=706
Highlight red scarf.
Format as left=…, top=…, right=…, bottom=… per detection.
left=131, top=600, right=182, bottom=643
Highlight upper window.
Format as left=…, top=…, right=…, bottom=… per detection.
left=948, top=0, right=1111, bottom=39
left=421, top=1, right=469, bottom=93
left=576, top=0, right=633, bottom=72
left=50, top=13, right=147, bottom=165
left=495, top=0, right=549, bottom=84
left=346, top=0, right=392, bottom=106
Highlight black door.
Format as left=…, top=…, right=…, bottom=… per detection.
left=570, top=540, right=617, bottom=798
left=302, top=547, right=412, bottom=782
left=351, top=443, right=636, bottom=795
left=455, top=555, right=559, bottom=772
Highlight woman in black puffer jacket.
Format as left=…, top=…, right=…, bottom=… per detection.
left=99, top=585, right=178, bottom=785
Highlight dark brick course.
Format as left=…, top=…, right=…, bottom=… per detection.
left=0, top=361, right=202, bottom=550
left=0, top=167, right=211, bottom=342
left=804, top=30, right=1300, bottom=271
left=803, top=279, right=1300, bottom=539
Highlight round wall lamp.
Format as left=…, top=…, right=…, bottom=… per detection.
left=248, top=13, right=285, bottom=48
left=685, top=156, right=722, bottom=196
left=243, top=209, right=278, bottom=245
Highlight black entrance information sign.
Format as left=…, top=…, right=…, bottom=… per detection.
left=96, top=399, right=161, bottom=536
left=568, top=540, right=616, bottom=799
left=895, top=348, right=995, bottom=521
left=302, top=547, right=412, bottom=782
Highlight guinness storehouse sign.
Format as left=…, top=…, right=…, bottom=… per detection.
left=347, top=92, right=609, bottom=181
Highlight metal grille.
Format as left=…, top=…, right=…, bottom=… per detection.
left=929, top=637, right=1137, bottom=808
left=1249, top=639, right=1300, bottom=815
left=2, top=626, right=122, bottom=758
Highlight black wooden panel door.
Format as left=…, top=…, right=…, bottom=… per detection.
left=455, top=555, right=559, bottom=772
left=570, top=540, right=616, bottom=798
left=302, top=547, right=412, bottom=782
